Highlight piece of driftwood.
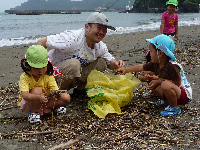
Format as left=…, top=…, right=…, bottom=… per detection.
left=48, top=136, right=85, bottom=150
left=17, top=129, right=59, bottom=136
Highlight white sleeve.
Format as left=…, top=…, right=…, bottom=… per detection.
left=46, top=32, right=70, bottom=51
left=96, top=42, right=115, bottom=65
left=46, top=29, right=83, bottom=52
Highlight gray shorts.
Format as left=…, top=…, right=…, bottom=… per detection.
left=55, top=58, right=107, bottom=83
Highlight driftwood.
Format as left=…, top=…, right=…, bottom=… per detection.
left=17, top=130, right=59, bottom=136
left=48, top=135, right=85, bottom=150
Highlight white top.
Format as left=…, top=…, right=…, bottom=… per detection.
left=46, top=28, right=115, bottom=66
left=171, top=61, right=192, bottom=100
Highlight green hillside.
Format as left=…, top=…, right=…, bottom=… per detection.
left=131, top=0, right=199, bottom=13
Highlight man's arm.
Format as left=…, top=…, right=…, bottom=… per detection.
left=37, top=37, right=47, bottom=48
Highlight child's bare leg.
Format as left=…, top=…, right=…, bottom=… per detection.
left=152, top=86, right=163, bottom=97
left=46, top=93, right=70, bottom=110
left=28, top=87, right=45, bottom=113
left=160, top=80, right=181, bottom=107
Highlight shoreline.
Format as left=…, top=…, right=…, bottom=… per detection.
left=0, top=25, right=200, bottom=87
left=1, top=24, right=200, bottom=48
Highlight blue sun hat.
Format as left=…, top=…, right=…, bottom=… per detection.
left=146, top=34, right=176, bottom=61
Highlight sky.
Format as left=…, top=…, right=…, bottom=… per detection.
left=0, top=0, right=28, bottom=12
left=0, top=0, right=84, bottom=12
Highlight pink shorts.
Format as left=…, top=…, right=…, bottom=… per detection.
left=163, top=87, right=190, bottom=105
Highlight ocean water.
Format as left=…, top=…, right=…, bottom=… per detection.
left=0, top=11, right=199, bottom=47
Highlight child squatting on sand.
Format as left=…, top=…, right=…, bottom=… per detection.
left=18, top=45, right=70, bottom=123
left=118, top=34, right=192, bottom=116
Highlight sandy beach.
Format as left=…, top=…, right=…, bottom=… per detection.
left=0, top=25, right=200, bottom=149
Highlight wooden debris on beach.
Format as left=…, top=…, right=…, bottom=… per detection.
left=0, top=42, right=199, bottom=149
left=0, top=82, right=200, bottom=149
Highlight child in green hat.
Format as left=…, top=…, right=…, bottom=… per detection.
left=18, top=45, right=70, bottom=123
left=118, top=34, right=192, bottom=116
left=160, top=0, right=179, bottom=40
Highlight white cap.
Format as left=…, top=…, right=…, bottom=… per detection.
left=87, top=12, right=115, bottom=31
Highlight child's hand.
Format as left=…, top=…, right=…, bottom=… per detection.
left=38, top=94, right=48, bottom=104
left=148, top=80, right=160, bottom=90
left=143, top=74, right=158, bottom=82
left=143, top=74, right=150, bottom=81
left=47, top=95, right=58, bottom=101
left=118, top=68, right=126, bottom=75
left=147, top=75, right=159, bottom=81
left=140, top=71, right=146, bottom=76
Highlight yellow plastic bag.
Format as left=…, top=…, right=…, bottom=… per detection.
left=85, top=70, right=141, bottom=118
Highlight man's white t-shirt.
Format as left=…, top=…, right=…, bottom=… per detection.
left=46, top=28, right=115, bottom=66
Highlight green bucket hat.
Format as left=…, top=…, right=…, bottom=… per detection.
left=26, top=45, right=48, bottom=68
left=166, top=0, right=178, bottom=6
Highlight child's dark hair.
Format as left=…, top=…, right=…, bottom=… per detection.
left=21, top=59, right=53, bottom=76
left=167, top=4, right=177, bottom=8
left=146, top=51, right=151, bottom=63
left=145, top=45, right=158, bottom=63
left=147, top=44, right=170, bottom=61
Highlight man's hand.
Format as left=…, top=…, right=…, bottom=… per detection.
left=109, top=59, right=125, bottom=70
left=116, top=60, right=125, bottom=68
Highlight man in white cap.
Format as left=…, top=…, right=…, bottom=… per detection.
left=37, top=12, right=125, bottom=95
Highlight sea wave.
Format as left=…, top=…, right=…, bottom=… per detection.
left=0, top=22, right=161, bottom=47
left=0, top=14, right=199, bottom=47
left=0, top=27, right=158, bottom=47
left=0, top=37, right=40, bottom=47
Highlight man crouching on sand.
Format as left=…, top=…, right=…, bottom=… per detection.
left=37, top=12, right=125, bottom=96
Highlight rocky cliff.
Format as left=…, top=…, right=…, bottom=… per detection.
left=129, top=0, right=199, bottom=13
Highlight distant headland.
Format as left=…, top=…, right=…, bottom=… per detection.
left=5, top=0, right=135, bottom=13
left=4, top=0, right=199, bottom=15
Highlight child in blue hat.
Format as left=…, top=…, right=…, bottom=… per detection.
left=118, top=34, right=192, bottom=116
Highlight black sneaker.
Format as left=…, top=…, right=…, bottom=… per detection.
left=70, top=88, right=87, bottom=98
left=74, top=88, right=87, bottom=95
